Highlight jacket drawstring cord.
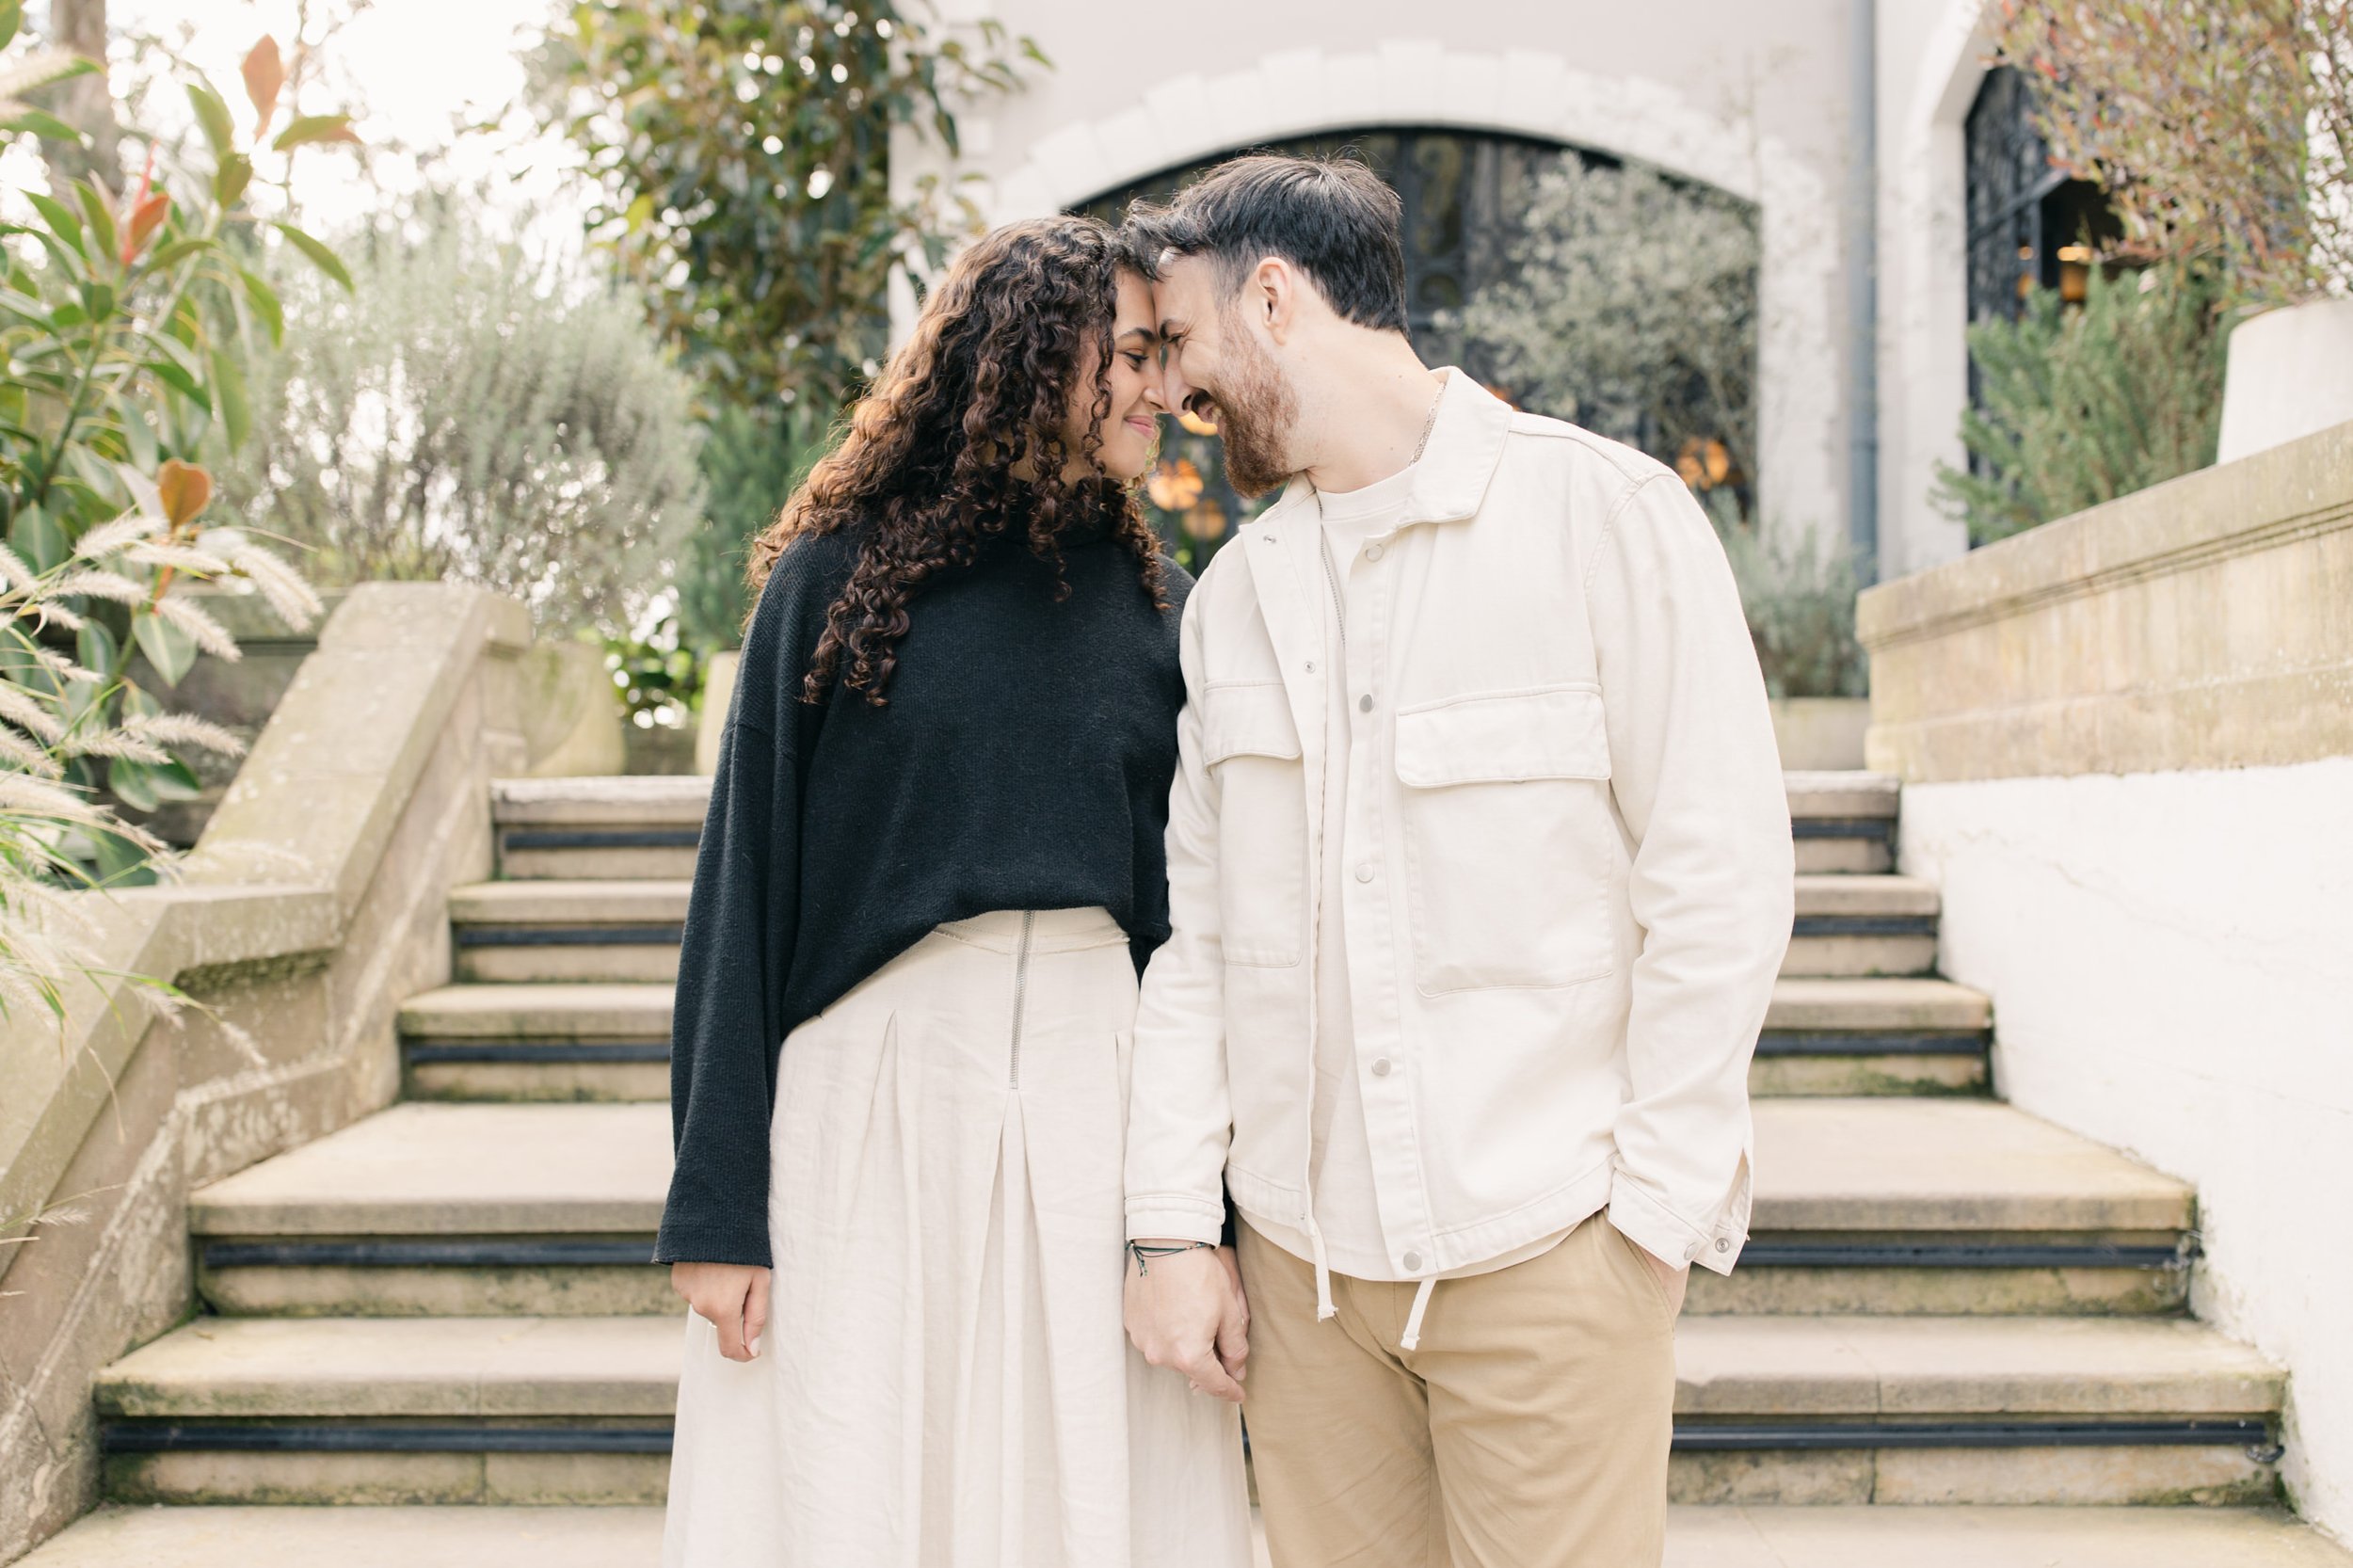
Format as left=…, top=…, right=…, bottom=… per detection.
left=1305, top=1211, right=1337, bottom=1322
left=1401, top=1275, right=1437, bottom=1352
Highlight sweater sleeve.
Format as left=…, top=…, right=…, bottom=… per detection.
left=653, top=544, right=830, bottom=1268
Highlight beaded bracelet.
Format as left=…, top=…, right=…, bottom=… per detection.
left=1128, top=1240, right=1216, bottom=1275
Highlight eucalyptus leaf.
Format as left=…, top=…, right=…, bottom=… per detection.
left=150, top=756, right=205, bottom=803
left=237, top=267, right=284, bottom=346
left=2, top=109, right=85, bottom=144
left=186, top=82, right=236, bottom=159
left=145, top=359, right=212, bottom=410
left=76, top=618, right=120, bottom=678
left=133, top=609, right=198, bottom=688
left=24, top=191, right=83, bottom=255
left=209, top=344, right=250, bottom=451
left=73, top=181, right=115, bottom=262
left=107, top=756, right=160, bottom=813
left=9, top=503, right=64, bottom=571
left=273, top=222, right=353, bottom=293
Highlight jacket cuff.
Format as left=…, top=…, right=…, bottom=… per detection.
left=1126, top=1193, right=1225, bottom=1246
left=1608, top=1173, right=1747, bottom=1277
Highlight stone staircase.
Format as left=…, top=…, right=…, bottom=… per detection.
left=20, top=773, right=2350, bottom=1565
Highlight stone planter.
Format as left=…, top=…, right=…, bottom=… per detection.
left=519, top=640, right=627, bottom=777
left=2216, top=297, right=2353, bottom=466
left=695, top=650, right=742, bottom=776
left=1770, top=696, right=1870, bottom=771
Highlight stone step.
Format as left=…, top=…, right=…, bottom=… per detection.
left=1787, top=770, right=1898, bottom=875
left=1663, top=1507, right=2353, bottom=1567
left=486, top=772, right=1908, bottom=880
left=1755, top=976, right=1988, bottom=1096
left=491, top=777, right=708, bottom=881
left=24, top=1506, right=2353, bottom=1568
left=190, top=1099, right=2185, bottom=1319
left=398, top=974, right=1989, bottom=1104
left=441, top=871, right=1937, bottom=984
left=1784, top=874, right=1939, bottom=978
left=91, top=1314, right=2281, bottom=1507
left=448, top=883, right=687, bottom=984
left=399, top=984, right=673, bottom=1103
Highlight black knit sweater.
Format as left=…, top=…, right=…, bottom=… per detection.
left=653, top=520, right=1193, bottom=1268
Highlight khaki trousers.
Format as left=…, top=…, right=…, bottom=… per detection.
left=1238, top=1214, right=1675, bottom=1568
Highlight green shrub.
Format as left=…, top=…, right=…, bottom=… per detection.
left=214, top=199, right=707, bottom=634
left=1458, top=156, right=1760, bottom=512
left=671, top=405, right=822, bottom=655
left=1935, top=263, right=2226, bottom=547
left=1, top=22, right=338, bottom=1013
left=1708, top=504, right=1868, bottom=700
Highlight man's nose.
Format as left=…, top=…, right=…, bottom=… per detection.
left=1154, top=352, right=1193, bottom=416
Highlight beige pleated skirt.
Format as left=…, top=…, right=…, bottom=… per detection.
left=662, top=907, right=1254, bottom=1568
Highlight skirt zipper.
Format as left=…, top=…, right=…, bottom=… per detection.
left=1008, top=909, right=1036, bottom=1089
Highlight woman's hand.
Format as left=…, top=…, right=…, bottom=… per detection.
left=1125, top=1240, right=1249, bottom=1401
left=672, top=1261, right=772, bottom=1361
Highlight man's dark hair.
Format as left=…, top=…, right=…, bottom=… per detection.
left=1125, top=153, right=1409, bottom=335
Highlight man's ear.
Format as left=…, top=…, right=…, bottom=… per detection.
left=1255, top=256, right=1296, bottom=344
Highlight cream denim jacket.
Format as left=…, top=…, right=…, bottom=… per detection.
left=1126, top=374, right=1795, bottom=1315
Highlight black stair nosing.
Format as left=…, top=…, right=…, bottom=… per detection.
left=1737, top=1240, right=2191, bottom=1270
left=200, top=1238, right=657, bottom=1268
left=1668, top=1418, right=2273, bottom=1451
left=402, top=1040, right=671, bottom=1064
left=194, top=1236, right=2186, bottom=1272
left=499, top=828, right=701, bottom=851
left=444, top=922, right=1942, bottom=954
left=1790, top=916, right=1940, bottom=938
left=100, top=1416, right=2274, bottom=1457
left=1791, top=817, right=1897, bottom=842
left=452, top=925, right=684, bottom=949
left=1753, top=1031, right=1987, bottom=1057
left=103, top=1423, right=671, bottom=1455
left=395, top=1033, right=1978, bottom=1063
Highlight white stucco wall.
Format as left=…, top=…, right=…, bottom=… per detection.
left=1899, top=762, right=2353, bottom=1537
left=900, top=1, right=1864, bottom=551
left=1872, top=0, right=1983, bottom=580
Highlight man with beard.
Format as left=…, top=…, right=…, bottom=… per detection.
left=1117, top=154, right=1794, bottom=1568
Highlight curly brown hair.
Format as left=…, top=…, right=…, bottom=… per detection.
left=748, top=216, right=1168, bottom=706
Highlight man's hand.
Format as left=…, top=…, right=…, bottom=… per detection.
left=1125, top=1240, right=1249, bottom=1402
left=1635, top=1243, right=1689, bottom=1318
left=672, top=1261, right=771, bottom=1361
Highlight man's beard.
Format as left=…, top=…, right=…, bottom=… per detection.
left=1211, top=321, right=1298, bottom=500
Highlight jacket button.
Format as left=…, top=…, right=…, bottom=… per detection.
left=1401, top=1251, right=1422, bottom=1272
left=1716, top=1238, right=1731, bottom=1252
left=1354, top=863, right=1374, bottom=883
left=1305, top=661, right=1317, bottom=674
left=1370, top=1058, right=1392, bottom=1077
left=1357, top=694, right=1373, bottom=713
left=1365, top=542, right=1385, bottom=561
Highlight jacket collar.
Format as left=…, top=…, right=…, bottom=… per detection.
left=1257, top=366, right=1513, bottom=534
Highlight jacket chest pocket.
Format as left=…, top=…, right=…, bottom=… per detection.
left=1203, top=681, right=1306, bottom=968
left=1393, top=684, right=1619, bottom=994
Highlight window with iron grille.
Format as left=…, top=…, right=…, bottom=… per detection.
left=1963, top=67, right=2116, bottom=331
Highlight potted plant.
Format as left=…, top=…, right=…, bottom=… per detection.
left=1990, top=0, right=2353, bottom=463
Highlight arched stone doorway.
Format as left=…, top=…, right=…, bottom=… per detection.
left=1074, top=130, right=1759, bottom=571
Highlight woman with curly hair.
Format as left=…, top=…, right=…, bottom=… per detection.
left=656, top=216, right=1254, bottom=1567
